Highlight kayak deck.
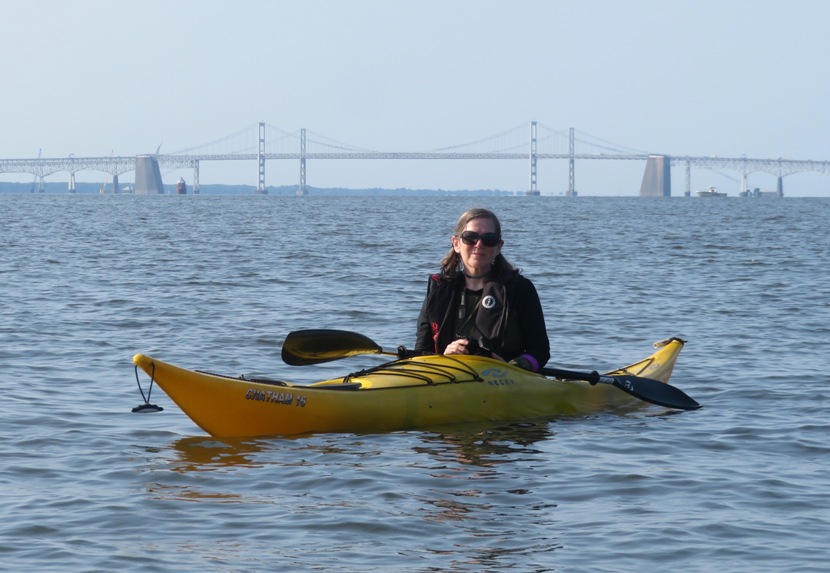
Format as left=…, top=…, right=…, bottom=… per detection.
left=132, top=337, right=686, bottom=437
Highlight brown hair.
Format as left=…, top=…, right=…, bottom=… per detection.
left=438, top=208, right=516, bottom=278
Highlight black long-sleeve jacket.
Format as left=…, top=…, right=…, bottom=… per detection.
left=414, top=271, right=550, bottom=370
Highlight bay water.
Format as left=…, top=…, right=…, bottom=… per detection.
left=0, top=193, right=827, bottom=572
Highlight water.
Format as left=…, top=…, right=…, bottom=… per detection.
left=1, top=194, right=828, bottom=572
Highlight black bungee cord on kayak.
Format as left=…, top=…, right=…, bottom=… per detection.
left=342, top=354, right=484, bottom=386
left=132, top=362, right=164, bottom=413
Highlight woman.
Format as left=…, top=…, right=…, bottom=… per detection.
left=414, top=208, right=550, bottom=371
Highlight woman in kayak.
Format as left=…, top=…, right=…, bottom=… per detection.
left=414, top=208, right=550, bottom=371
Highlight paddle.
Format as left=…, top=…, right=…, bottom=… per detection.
left=538, top=366, right=700, bottom=411
left=281, top=329, right=393, bottom=366
left=281, top=329, right=701, bottom=410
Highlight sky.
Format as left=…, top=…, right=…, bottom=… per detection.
left=2, top=0, right=829, bottom=196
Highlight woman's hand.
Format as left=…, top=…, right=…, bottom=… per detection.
left=444, top=338, right=471, bottom=355
left=444, top=338, right=505, bottom=361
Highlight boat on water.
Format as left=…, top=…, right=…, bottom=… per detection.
left=132, top=330, right=699, bottom=437
left=696, top=186, right=727, bottom=197
left=176, top=177, right=187, bottom=194
left=740, top=187, right=781, bottom=198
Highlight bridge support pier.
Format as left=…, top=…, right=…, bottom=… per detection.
left=639, top=155, right=671, bottom=197
left=68, top=172, right=76, bottom=193
left=113, top=174, right=119, bottom=193
left=777, top=176, right=784, bottom=197
left=135, top=156, right=165, bottom=194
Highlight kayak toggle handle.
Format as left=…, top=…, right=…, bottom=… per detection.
left=132, top=362, right=164, bottom=413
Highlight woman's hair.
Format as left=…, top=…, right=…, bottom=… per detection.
left=438, top=208, right=517, bottom=278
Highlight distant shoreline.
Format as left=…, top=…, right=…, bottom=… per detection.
left=0, top=181, right=522, bottom=196
left=3, top=181, right=826, bottom=198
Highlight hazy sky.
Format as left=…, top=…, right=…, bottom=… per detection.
left=2, top=0, right=828, bottom=195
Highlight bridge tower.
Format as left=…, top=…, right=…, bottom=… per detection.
left=527, top=121, right=539, bottom=195
left=256, top=122, right=267, bottom=194
left=566, top=127, right=577, bottom=196
left=192, top=161, right=199, bottom=194
left=298, top=128, right=307, bottom=196
left=67, top=154, right=76, bottom=193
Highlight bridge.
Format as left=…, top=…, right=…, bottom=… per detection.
left=2, top=122, right=829, bottom=196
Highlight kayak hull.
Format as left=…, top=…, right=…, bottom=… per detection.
left=132, top=337, right=685, bottom=437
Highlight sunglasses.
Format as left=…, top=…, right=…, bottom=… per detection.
left=459, top=230, right=501, bottom=247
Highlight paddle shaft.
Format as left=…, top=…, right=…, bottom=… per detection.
left=540, top=366, right=604, bottom=385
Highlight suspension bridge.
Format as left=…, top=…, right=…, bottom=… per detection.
left=2, top=122, right=829, bottom=196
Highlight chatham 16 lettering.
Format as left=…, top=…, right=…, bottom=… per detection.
left=245, top=388, right=307, bottom=407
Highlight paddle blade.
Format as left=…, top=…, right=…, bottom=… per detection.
left=540, top=366, right=700, bottom=411
left=608, top=374, right=701, bottom=411
left=282, top=329, right=383, bottom=365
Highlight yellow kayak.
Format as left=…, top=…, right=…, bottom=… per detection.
left=132, top=335, right=693, bottom=437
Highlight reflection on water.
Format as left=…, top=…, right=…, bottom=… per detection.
left=140, top=424, right=564, bottom=573
left=150, top=422, right=561, bottom=514
left=169, top=436, right=272, bottom=472
left=165, top=420, right=556, bottom=474
left=412, top=423, right=563, bottom=570
left=415, top=420, right=554, bottom=468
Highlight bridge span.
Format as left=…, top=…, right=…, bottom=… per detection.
left=2, top=122, right=829, bottom=196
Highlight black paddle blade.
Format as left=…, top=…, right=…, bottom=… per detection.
left=540, top=366, right=700, bottom=411
left=609, top=374, right=701, bottom=411
left=281, top=329, right=383, bottom=365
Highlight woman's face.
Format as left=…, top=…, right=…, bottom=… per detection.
left=452, top=217, right=503, bottom=272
